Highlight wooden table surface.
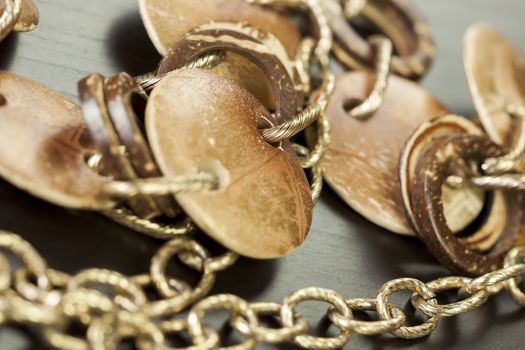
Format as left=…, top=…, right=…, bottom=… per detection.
left=1, top=0, right=524, bottom=349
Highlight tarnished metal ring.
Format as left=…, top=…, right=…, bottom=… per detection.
left=324, top=0, right=435, bottom=79
left=280, top=287, right=353, bottom=350
left=411, top=135, right=524, bottom=276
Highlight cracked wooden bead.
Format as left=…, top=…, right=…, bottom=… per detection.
left=146, top=69, right=312, bottom=258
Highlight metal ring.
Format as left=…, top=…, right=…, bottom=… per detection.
left=150, top=238, right=216, bottom=304
left=328, top=298, right=406, bottom=335
left=411, top=277, right=490, bottom=317
left=188, top=294, right=258, bottom=350
left=67, top=268, right=147, bottom=311
left=505, top=247, right=525, bottom=305
left=232, top=302, right=309, bottom=344
left=0, top=232, right=50, bottom=291
left=280, top=287, right=353, bottom=350
left=376, top=278, right=440, bottom=339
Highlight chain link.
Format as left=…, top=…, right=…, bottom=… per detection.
left=1, top=232, right=525, bottom=349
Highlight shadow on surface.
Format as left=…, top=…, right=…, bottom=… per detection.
left=106, top=9, right=161, bottom=76
left=0, top=34, right=19, bottom=70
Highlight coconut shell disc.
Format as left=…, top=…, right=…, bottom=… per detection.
left=139, top=0, right=300, bottom=56
left=140, top=0, right=302, bottom=109
left=322, top=0, right=435, bottom=80
left=146, top=69, right=312, bottom=259
left=14, top=0, right=38, bottom=32
left=322, top=71, right=448, bottom=235
left=399, top=115, right=485, bottom=236
left=411, top=135, right=523, bottom=275
left=0, top=71, right=113, bottom=209
left=464, top=24, right=525, bottom=146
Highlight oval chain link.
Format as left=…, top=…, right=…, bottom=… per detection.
left=1, top=235, right=525, bottom=349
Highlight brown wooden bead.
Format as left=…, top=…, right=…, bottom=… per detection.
left=13, top=0, right=38, bottom=32
left=139, top=0, right=301, bottom=57
left=79, top=74, right=161, bottom=219
left=322, top=0, right=435, bottom=80
left=146, top=69, right=312, bottom=258
left=464, top=24, right=525, bottom=146
left=140, top=0, right=302, bottom=109
left=322, top=71, right=447, bottom=235
left=411, top=135, right=523, bottom=276
left=104, top=73, right=180, bottom=218
left=157, top=23, right=301, bottom=124
left=399, top=115, right=485, bottom=236
left=0, top=71, right=113, bottom=209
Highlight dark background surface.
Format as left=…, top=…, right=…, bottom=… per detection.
left=0, top=0, right=524, bottom=349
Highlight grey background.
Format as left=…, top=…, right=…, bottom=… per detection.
left=0, top=0, right=524, bottom=349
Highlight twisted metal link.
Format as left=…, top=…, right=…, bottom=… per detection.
left=103, top=207, right=196, bottom=240
left=347, top=35, right=393, bottom=119
left=1, top=233, right=525, bottom=349
left=343, top=0, right=368, bottom=18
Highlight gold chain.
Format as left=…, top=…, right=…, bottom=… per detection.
left=1, top=231, right=525, bottom=349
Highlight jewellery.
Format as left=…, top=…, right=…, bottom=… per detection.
left=0, top=0, right=38, bottom=42
left=1, top=0, right=525, bottom=349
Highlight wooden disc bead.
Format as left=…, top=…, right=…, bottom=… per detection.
left=79, top=74, right=161, bottom=219
left=411, top=135, right=523, bottom=276
left=140, top=0, right=302, bottom=109
left=157, top=23, right=301, bottom=124
left=321, top=71, right=447, bottom=235
left=0, top=71, right=113, bottom=210
left=14, top=0, right=38, bottom=32
left=104, top=73, right=180, bottom=218
left=139, top=0, right=301, bottom=57
left=399, top=115, right=485, bottom=235
left=146, top=69, right=313, bottom=259
left=464, top=24, right=525, bottom=146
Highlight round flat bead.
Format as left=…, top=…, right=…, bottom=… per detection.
left=146, top=69, right=312, bottom=258
left=0, top=71, right=113, bottom=209
left=321, top=71, right=447, bottom=235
